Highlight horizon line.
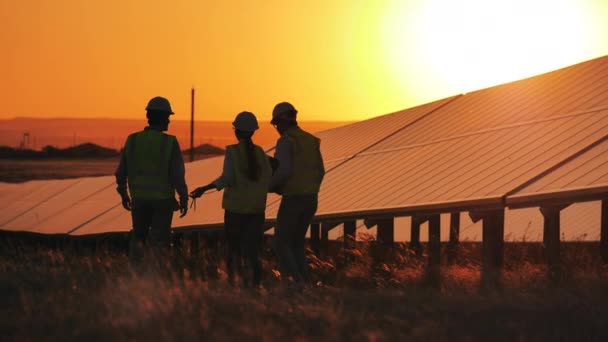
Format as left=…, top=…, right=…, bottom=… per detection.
left=1, top=116, right=356, bottom=123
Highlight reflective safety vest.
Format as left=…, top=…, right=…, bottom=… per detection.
left=280, top=127, right=323, bottom=196
left=222, top=141, right=271, bottom=214
left=126, top=129, right=176, bottom=200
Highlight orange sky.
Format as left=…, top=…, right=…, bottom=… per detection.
left=2, top=0, right=608, bottom=122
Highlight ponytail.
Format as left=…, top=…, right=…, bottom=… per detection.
left=236, top=129, right=260, bottom=182
left=244, top=137, right=260, bottom=181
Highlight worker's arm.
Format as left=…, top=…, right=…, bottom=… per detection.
left=212, top=150, right=234, bottom=190
left=269, top=136, right=292, bottom=193
left=115, top=140, right=131, bottom=210
left=169, top=140, right=189, bottom=208
left=317, top=139, right=325, bottom=185
left=190, top=150, right=234, bottom=198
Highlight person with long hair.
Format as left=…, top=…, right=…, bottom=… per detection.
left=190, top=111, right=271, bottom=287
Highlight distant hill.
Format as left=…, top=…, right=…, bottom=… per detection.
left=183, top=143, right=225, bottom=156
left=0, top=142, right=225, bottom=160
left=0, top=117, right=353, bottom=150
left=0, top=146, right=41, bottom=159
left=0, top=143, right=119, bottom=159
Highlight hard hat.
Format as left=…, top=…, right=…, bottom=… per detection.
left=232, top=111, right=259, bottom=132
left=145, top=96, right=174, bottom=115
left=271, top=102, right=297, bottom=124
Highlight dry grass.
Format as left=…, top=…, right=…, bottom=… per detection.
left=1, top=235, right=608, bottom=341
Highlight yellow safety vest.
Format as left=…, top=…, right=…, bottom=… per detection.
left=222, top=141, right=272, bottom=213
left=126, top=129, right=176, bottom=200
left=280, top=127, right=323, bottom=196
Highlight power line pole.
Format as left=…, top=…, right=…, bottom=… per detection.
left=190, top=87, right=195, bottom=162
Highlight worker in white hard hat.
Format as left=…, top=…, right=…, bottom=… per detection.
left=269, top=101, right=325, bottom=289
left=115, top=96, right=189, bottom=270
left=190, top=111, right=272, bottom=288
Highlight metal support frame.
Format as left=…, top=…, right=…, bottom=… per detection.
left=471, top=209, right=504, bottom=289
left=310, top=223, right=320, bottom=256
left=447, top=212, right=460, bottom=264
left=540, top=206, right=563, bottom=281
left=410, top=215, right=423, bottom=254
left=377, top=218, right=394, bottom=247
left=427, top=214, right=441, bottom=286
left=601, top=199, right=608, bottom=263
left=343, top=220, right=356, bottom=249
left=321, top=222, right=332, bottom=255
left=428, top=214, right=441, bottom=267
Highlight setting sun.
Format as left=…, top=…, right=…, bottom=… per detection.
left=380, top=0, right=599, bottom=95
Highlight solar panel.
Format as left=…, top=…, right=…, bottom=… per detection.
left=507, top=137, right=608, bottom=207
left=6, top=176, right=114, bottom=234
left=367, top=56, right=608, bottom=150
left=0, top=178, right=81, bottom=231
left=315, top=96, right=458, bottom=162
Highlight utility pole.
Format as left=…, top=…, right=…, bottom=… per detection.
left=190, top=87, right=195, bottom=162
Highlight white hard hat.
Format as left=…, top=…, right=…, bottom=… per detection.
left=233, top=111, right=259, bottom=132
left=145, top=96, right=174, bottom=115
left=271, top=102, right=297, bottom=124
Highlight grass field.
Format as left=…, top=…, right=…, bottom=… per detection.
left=1, top=154, right=607, bottom=340
left=2, top=235, right=608, bottom=341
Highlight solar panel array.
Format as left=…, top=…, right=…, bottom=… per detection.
left=311, top=109, right=608, bottom=219
left=1, top=56, right=607, bottom=240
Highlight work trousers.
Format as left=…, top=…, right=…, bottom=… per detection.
left=224, top=210, right=264, bottom=287
left=273, top=194, right=318, bottom=284
left=129, top=198, right=174, bottom=266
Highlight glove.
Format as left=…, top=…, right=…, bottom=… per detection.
left=179, top=198, right=188, bottom=218
left=190, top=186, right=207, bottom=198
left=268, top=156, right=279, bottom=175
left=121, top=194, right=132, bottom=211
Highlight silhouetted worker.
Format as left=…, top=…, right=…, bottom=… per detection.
left=115, top=96, right=189, bottom=268
left=269, top=102, right=325, bottom=288
left=190, top=112, right=271, bottom=288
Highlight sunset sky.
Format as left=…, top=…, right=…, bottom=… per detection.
left=2, top=0, right=608, bottom=122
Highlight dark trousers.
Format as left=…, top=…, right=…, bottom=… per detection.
left=129, top=199, right=174, bottom=265
left=273, top=194, right=318, bottom=283
left=224, top=210, right=264, bottom=287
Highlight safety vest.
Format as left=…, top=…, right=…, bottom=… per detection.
left=126, top=129, right=176, bottom=200
left=222, top=141, right=271, bottom=214
left=280, top=127, right=323, bottom=196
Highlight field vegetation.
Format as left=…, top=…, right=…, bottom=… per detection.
left=1, top=233, right=608, bottom=341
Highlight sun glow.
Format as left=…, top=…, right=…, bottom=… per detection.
left=1, top=1, right=607, bottom=121
left=381, top=0, right=596, bottom=95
